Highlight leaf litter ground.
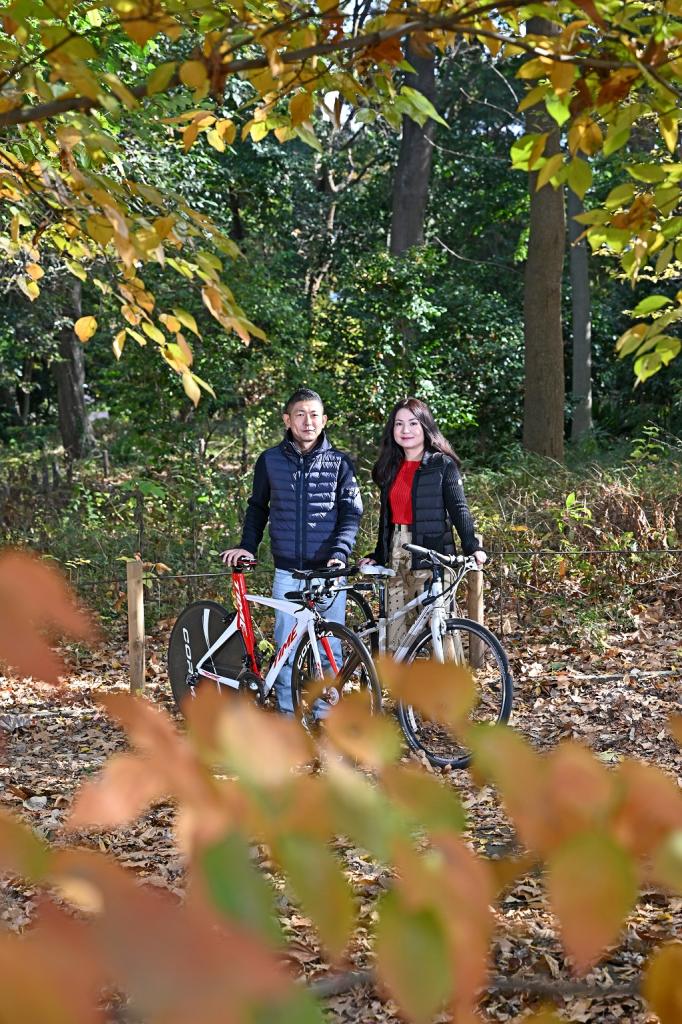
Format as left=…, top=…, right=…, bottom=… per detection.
left=0, top=587, right=680, bottom=1024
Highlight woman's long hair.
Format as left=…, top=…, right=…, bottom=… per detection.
left=372, top=397, right=461, bottom=486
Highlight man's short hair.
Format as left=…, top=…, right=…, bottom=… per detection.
left=284, top=388, right=324, bottom=413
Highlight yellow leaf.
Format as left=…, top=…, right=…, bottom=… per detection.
left=65, top=260, right=87, bottom=281
left=216, top=119, right=236, bottom=144
left=182, top=123, right=200, bottom=153
left=179, top=60, right=208, bottom=91
left=190, top=372, right=216, bottom=399
left=153, top=216, right=176, bottom=240
left=17, top=277, right=39, bottom=302
left=202, top=286, right=223, bottom=318
left=176, top=333, right=193, bottom=365
left=172, top=308, right=201, bottom=337
left=74, top=316, right=97, bottom=342
left=26, top=263, right=44, bottom=281
left=146, top=62, right=177, bottom=96
left=123, top=18, right=163, bottom=46
left=104, top=73, right=139, bottom=110
left=113, top=330, right=126, bottom=359
left=159, top=313, right=181, bottom=333
left=85, top=215, right=114, bottom=245
left=182, top=372, right=201, bottom=406
left=659, top=115, right=679, bottom=154
left=549, top=62, right=575, bottom=95
left=206, top=129, right=225, bottom=152
left=125, top=328, right=147, bottom=347
left=644, top=943, right=682, bottom=1024
left=517, top=84, right=549, bottom=113
left=289, top=91, right=314, bottom=127
left=536, top=153, right=564, bottom=190
left=517, top=57, right=551, bottom=80
left=141, top=321, right=166, bottom=345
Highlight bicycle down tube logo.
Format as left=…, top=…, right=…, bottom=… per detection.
left=182, top=627, right=194, bottom=676
left=273, top=624, right=298, bottom=667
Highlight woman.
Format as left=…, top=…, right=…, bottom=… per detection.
left=360, top=398, right=486, bottom=650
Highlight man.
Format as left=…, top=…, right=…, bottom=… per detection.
left=222, top=388, right=362, bottom=713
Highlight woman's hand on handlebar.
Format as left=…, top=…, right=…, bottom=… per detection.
left=221, top=547, right=255, bottom=566
left=473, top=549, right=487, bottom=568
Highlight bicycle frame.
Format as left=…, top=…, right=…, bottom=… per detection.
left=192, top=571, right=339, bottom=697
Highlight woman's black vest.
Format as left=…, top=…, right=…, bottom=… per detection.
left=372, top=451, right=479, bottom=569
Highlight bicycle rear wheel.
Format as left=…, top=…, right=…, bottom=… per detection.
left=167, top=600, right=246, bottom=712
left=291, top=621, right=381, bottom=730
left=397, top=618, right=513, bottom=769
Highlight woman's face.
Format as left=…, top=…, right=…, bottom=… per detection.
left=393, top=409, right=425, bottom=457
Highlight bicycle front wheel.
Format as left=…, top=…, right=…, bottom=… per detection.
left=344, top=588, right=379, bottom=654
left=291, top=621, right=381, bottom=730
left=397, top=618, right=513, bottom=769
left=167, top=600, right=245, bottom=712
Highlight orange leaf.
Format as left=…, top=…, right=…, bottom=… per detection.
left=0, top=808, right=51, bottom=879
left=377, top=656, right=477, bottom=735
left=53, top=849, right=289, bottom=1020
left=68, top=753, right=168, bottom=829
left=0, top=549, right=96, bottom=684
left=547, top=830, right=636, bottom=973
left=612, top=758, right=682, bottom=857
left=324, top=689, right=401, bottom=768
left=545, top=741, right=615, bottom=844
left=468, top=724, right=552, bottom=852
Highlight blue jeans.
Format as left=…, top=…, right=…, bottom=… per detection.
left=272, top=569, right=346, bottom=714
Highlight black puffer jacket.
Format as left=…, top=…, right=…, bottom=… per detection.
left=239, top=431, right=362, bottom=570
left=372, top=451, right=479, bottom=568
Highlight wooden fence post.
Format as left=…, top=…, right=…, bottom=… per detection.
left=127, top=559, right=145, bottom=693
left=467, top=536, right=485, bottom=669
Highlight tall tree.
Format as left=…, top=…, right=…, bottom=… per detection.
left=522, top=17, right=566, bottom=461
left=567, top=170, right=593, bottom=440
left=390, top=40, right=437, bottom=256
left=52, top=281, right=95, bottom=460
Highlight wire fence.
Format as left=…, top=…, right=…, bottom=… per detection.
left=66, top=547, right=682, bottom=640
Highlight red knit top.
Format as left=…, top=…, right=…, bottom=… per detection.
left=389, top=459, right=420, bottom=524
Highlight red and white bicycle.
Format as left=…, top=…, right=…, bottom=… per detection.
left=167, top=559, right=380, bottom=726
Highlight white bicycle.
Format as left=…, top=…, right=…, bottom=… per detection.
left=337, top=543, right=513, bottom=768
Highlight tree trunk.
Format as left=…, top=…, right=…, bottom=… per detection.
left=522, top=17, right=566, bottom=461
left=52, top=280, right=95, bottom=460
left=567, top=176, right=593, bottom=440
left=389, top=40, right=436, bottom=255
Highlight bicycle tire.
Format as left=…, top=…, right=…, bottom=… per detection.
left=291, top=621, right=381, bottom=729
left=167, top=600, right=246, bottom=712
left=396, top=617, right=513, bottom=770
left=344, top=588, right=379, bottom=654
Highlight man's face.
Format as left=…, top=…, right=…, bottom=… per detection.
left=283, top=400, right=327, bottom=449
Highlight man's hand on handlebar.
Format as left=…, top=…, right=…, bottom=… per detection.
left=327, top=558, right=346, bottom=569
left=221, top=547, right=255, bottom=567
left=473, top=549, right=487, bottom=568
left=358, top=557, right=377, bottom=567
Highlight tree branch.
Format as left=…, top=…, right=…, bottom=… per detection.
left=1, top=8, right=673, bottom=129
left=306, top=967, right=643, bottom=1002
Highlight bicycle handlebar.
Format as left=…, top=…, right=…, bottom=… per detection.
left=403, top=543, right=481, bottom=570
left=291, top=565, right=355, bottom=581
